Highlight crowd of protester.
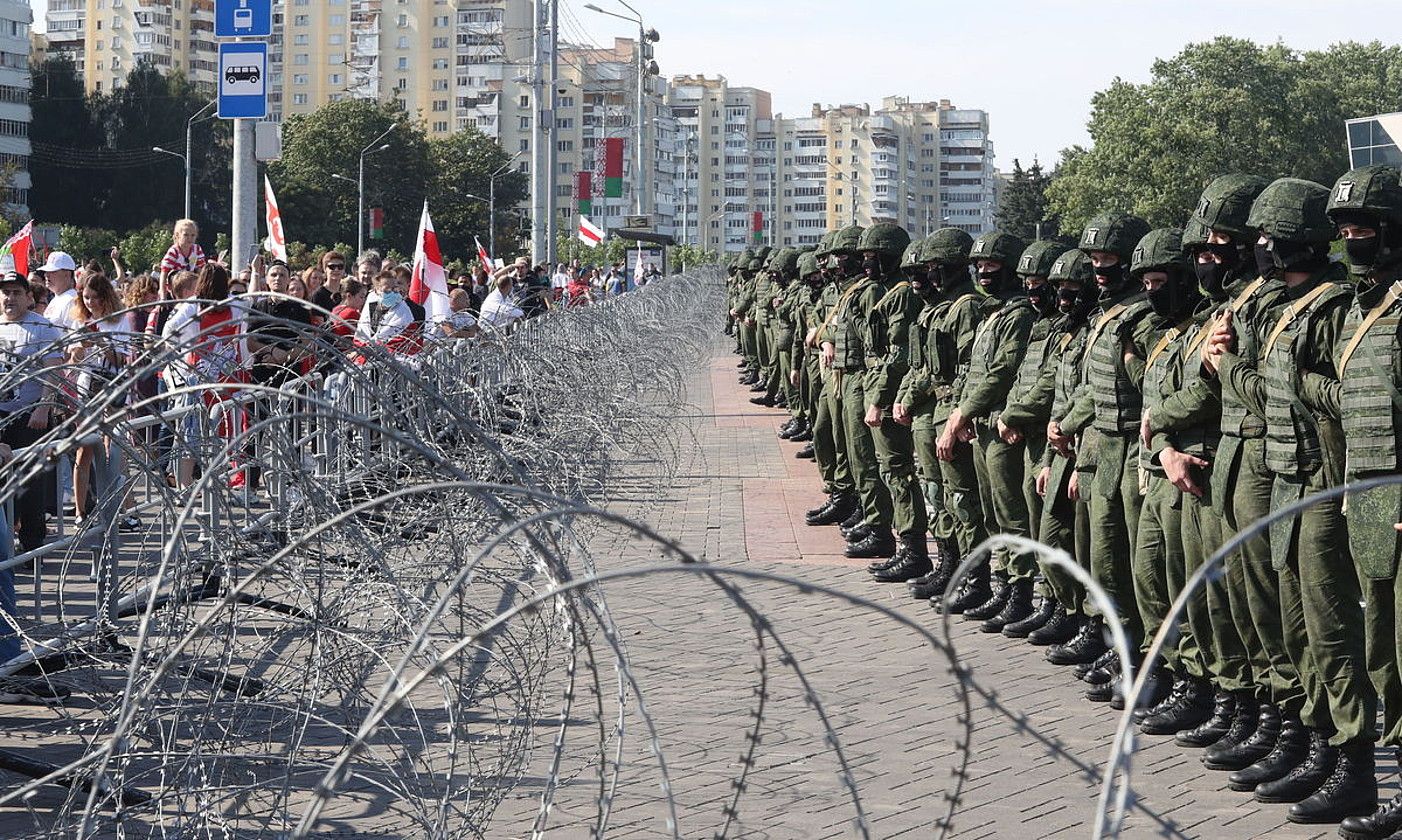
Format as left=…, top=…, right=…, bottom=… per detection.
left=0, top=219, right=661, bottom=704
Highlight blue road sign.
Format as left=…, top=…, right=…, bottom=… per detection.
left=215, top=0, right=272, bottom=38
left=217, top=42, right=268, bottom=119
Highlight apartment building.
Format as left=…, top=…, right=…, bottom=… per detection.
left=0, top=0, right=30, bottom=214
left=57, top=0, right=218, bottom=95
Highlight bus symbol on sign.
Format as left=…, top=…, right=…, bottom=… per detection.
left=233, top=7, right=254, bottom=29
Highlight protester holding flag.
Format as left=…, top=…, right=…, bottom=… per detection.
left=407, top=202, right=453, bottom=334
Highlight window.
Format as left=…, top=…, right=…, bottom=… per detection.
left=433, top=121, right=448, bottom=133
left=292, top=93, right=308, bottom=105
left=397, top=14, right=407, bottom=26
left=398, top=36, right=409, bottom=49
left=328, top=34, right=343, bottom=45
left=329, top=73, right=342, bottom=84
left=558, top=95, right=574, bottom=107
left=293, top=53, right=308, bottom=65
left=397, top=57, right=408, bottom=69
left=432, top=37, right=449, bottom=49
left=293, top=34, right=308, bottom=45
left=556, top=117, right=573, bottom=129
left=292, top=73, right=308, bottom=85
left=432, top=78, right=448, bottom=91
left=519, top=94, right=529, bottom=108
left=293, top=14, right=308, bottom=25
left=330, top=14, right=344, bottom=24
left=432, top=100, right=448, bottom=112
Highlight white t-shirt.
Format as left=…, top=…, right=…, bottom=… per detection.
left=0, top=311, right=63, bottom=414
left=551, top=270, right=571, bottom=290
left=162, top=299, right=251, bottom=386
left=44, top=288, right=79, bottom=333
left=478, top=289, right=523, bottom=329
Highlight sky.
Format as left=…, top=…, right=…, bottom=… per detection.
left=30, top=0, right=1402, bottom=171
left=562, top=0, right=1402, bottom=171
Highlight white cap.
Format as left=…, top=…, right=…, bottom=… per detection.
left=38, top=251, right=77, bottom=273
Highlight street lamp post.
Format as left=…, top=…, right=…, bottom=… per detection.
left=152, top=100, right=215, bottom=220
left=355, top=123, right=397, bottom=256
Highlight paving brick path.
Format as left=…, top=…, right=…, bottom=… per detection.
left=493, top=337, right=1385, bottom=839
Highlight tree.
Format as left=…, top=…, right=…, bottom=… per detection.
left=1045, top=38, right=1402, bottom=234
left=268, top=100, right=432, bottom=256
left=995, top=159, right=1059, bottom=241
left=30, top=55, right=109, bottom=228
left=427, top=128, right=527, bottom=261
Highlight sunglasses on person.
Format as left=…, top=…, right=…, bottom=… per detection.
left=326, top=263, right=346, bottom=271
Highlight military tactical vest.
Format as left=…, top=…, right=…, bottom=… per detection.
left=831, top=275, right=871, bottom=372
left=1339, top=284, right=1402, bottom=474
left=753, top=276, right=775, bottom=325
left=965, top=296, right=1035, bottom=407
left=1082, top=292, right=1153, bottom=435
left=864, top=280, right=912, bottom=369
left=1262, top=279, right=1350, bottom=475
left=817, top=276, right=856, bottom=367
left=1219, top=278, right=1282, bottom=439
left=1006, top=317, right=1053, bottom=411
left=1050, top=319, right=1090, bottom=422
left=1141, top=314, right=1212, bottom=463
left=909, top=301, right=940, bottom=371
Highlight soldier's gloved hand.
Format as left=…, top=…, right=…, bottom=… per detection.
left=1036, top=466, right=1050, bottom=498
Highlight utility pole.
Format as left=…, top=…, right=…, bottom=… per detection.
left=231, top=119, right=257, bottom=275
left=634, top=18, right=644, bottom=216
left=546, top=0, right=559, bottom=265
left=529, top=0, right=548, bottom=264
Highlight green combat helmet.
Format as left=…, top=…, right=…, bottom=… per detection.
left=829, top=224, right=866, bottom=254
left=1326, top=164, right=1402, bottom=278
left=814, top=231, right=837, bottom=260
left=1016, top=239, right=1071, bottom=278
left=920, top=227, right=975, bottom=265
left=773, top=247, right=800, bottom=278
left=1048, top=248, right=1095, bottom=285
left=900, top=236, right=927, bottom=276
left=1130, top=227, right=1190, bottom=278
left=1181, top=217, right=1211, bottom=252
left=1247, top=178, right=1335, bottom=244
left=1079, top=212, right=1151, bottom=262
left=1048, top=248, right=1097, bottom=317
left=856, top=223, right=912, bottom=274
left=970, top=231, right=1027, bottom=295
left=754, top=245, right=773, bottom=265
left=1192, top=174, right=1270, bottom=240
left=797, top=251, right=820, bottom=280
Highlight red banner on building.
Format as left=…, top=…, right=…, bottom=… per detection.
left=752, top=211, right=764, bottom=242
left=576, top=170, right=593, bottom=216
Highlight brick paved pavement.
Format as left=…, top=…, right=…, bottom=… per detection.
left=493, top=337, right=1392, bottom=839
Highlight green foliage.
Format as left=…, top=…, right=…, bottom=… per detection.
left=1046, top=38, right=1402, bottom=234
left=669, top=243, right=719, bottom=269
left=554, top=233, right=632, bottom=268
left=427, top=128, right=528, bottom=259
left=117, top=221, right=177, bottom=275
left=58, top=224, right=120, bottom=265
left=995, top=159, right=1060, bottom=241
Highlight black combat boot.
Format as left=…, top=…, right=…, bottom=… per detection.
left=1288, top=738, right=1377, bottom=824
left=935, top=561, right=991, bottom=614
left=1176, top=690, right=1237, bottom=748
left=1199, top=693, right=1258, bottom=763
left=874, top=538, right=933, bottom=583
left=982, top=578, right=1034, bottom=633
left=1206, top=703, right=1280, bottom=772
left=1002, top=593, right=1056, bottom=639
left=1028, top=608, right=1082, bottom=647
left=1084, top=651, right=1137, bottom=687
left=845, top=529, right=896, bottom=559
left=909, top=540, right=960, bottom=599
left=1339, top=753, right=1402, bottom=839
left=1228, top=712, right=1309, bottom=791
left=749, top=381, right=767, bottom=392
left=1046, top=615, right=1107, bottom=666
left=842, top=522, right=871, bottom=544
left=790, top=424, right=813, bottom=442
left=964, top=572, right=1011, bottom=621
left=838, top=508, right=865, bottom=537
left=1075, top=648, right=1117, bottom=681
left=867, top=542, right=907, bottom=574
left=1254, top=729, right=1337, bottom=803
left=1135, top=675, right=1188, bottom=726
left=1140, top=677, right=1214, bottom=736
left=778, top=418, right=800, bottom=438
left=794, top=443, right=815, bottom=460
left=749, top=394, right=775, bottom=406
left=805, top=495, right=838, bottom=524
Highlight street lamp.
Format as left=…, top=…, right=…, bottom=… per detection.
left=152, top=99, right=215, bottom=220
left=585, top=1, right=658, bottom=217
left=486, top=150, right=523, bottom=260
left=355, top=123, right=398, bottom=255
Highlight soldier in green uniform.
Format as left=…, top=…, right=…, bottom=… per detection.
left=895, top=229, right=976, bottom=599
left=1317, top=165, right=1402, bottom=839
left=927, top=236, right=998, bottom=614
left=939, top=231, right=1038, bottom=630
left=1121, top=227, right=1214, bottom=731
left=819, top=225, right=899, bottom=558
left=1046, top=212, right=1153, bottom=682
left=996, top=238, right=1073, bottom=638
left=1206, top=178, right=1374, bottom=822
left=784, top=247, right=818, bottom=449
left=730, top=250, right=760, bottom=385
left=856, top=224, right=932, bottom=578
left=1030, top=250, right=1099, bottom=648
left=806, top=235, right=861, bottom=527
left=769, top=248, right=805, bottom=436
left=751, top=246, right=782, bottom=406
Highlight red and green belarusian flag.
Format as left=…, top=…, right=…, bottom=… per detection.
left=576, top=170, right=593, bottom=216
left=603, top=137, right=624, bottom=198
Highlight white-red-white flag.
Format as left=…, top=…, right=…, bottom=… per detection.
left=578, top=215, right=604, bottom=246
left=0, top=219, right=34, bottom=276
left=263, top=175, right=288, bottom=262
left=474, top=236, right=493, bottom=274
left=409, top=201, right=451, bottom=322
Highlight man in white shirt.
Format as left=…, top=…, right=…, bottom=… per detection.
left=38, top=252, right=80, bottom=333
left=356, top=270, right=413, bottom=343
left=478, top=275, right=524, bottom=330
left=551, top=263, right=572, bottom=298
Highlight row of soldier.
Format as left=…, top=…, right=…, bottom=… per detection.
left=723, top=165, right=1402, bottom=838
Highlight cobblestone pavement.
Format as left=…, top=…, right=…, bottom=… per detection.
left=491, top=337, right=1390, bottom=839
